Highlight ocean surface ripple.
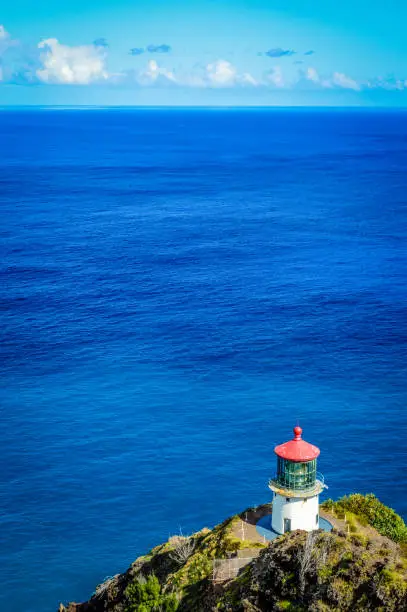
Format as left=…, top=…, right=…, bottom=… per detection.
left=0, top=109, right=406, bottom=611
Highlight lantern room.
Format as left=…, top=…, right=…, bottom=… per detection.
left=274, top=425, right=320, bottom=492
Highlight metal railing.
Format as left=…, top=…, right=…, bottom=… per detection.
left=269, top=472, right=326, bottom=495
left=212, top=556, right=255, bottom=582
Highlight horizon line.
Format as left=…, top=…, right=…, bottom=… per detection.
left=1, top=104, right=407, bottom=111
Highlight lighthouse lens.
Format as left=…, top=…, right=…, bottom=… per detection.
left=277, top=458, right=317, bottom=491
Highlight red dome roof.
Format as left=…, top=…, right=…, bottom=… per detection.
left=274, top=426, right=320, bottom=462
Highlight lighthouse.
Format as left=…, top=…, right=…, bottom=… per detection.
left=268, top=426, right=326, bottom=534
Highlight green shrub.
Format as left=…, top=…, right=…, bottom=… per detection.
left=322, top=498, right=335, bottom=511
left=350, top=533, right=369, bottom=547
left=276, top=600, right=294, bottom=610
left=125, top=574, right=178, bottom=612
left=317, top=565, right=333, bottom=580
left=400, top=542, right=407, bottom=558
left=329, top=577, right=354, bottom=608
left=339, top=494, right=407, bottom=543
left=281, top=571, right=295, bottom=585
left=375, top=568, right=407, bottom=607
left=186, top=552, right=213, bottom=582
left=275, top=601, right=304, bottom=611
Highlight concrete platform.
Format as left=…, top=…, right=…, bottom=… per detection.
left=256, top=513, right=333, bottom=541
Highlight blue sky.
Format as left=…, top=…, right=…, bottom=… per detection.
left=1, top=0, right=407, bottom=106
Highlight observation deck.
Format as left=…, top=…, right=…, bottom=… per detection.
left=268, top=472, right=326, bottom=498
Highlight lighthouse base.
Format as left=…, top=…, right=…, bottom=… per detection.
left=256, top=512, right=333, bottom=541
left=271, top=493, right=319, bottom=534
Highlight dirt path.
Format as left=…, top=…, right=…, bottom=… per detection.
left=231, top=503, right=273, bottom=545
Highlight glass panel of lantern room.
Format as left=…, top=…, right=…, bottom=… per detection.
left=277, top=457, right=283, bottom=482
left=278, top=459, right=316, bottom=490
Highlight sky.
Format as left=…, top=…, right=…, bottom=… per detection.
left=1, top=0, right=407, bottom=106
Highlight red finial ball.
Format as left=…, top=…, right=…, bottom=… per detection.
left=293, top=426, right=302, bottom=440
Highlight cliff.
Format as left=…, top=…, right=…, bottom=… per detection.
left=60, top=495, right=407, bottom=611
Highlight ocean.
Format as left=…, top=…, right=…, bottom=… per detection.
left=0, top=108, right=406, bottom=611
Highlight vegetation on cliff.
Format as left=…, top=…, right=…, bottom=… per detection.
left=321, top=493, right=407, bottom=544
left=60, top=495, right=407, bottom=612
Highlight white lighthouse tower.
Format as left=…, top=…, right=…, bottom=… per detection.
left=269, top=426, right=325, bottom=534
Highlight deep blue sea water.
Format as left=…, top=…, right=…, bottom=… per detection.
left=0, top=108, right=406, bottom=611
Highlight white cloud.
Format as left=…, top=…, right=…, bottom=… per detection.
left=205, top=60, right=237, bottom=87
left=202, top=60, right=258, bottom=87
left=36, top=38, right=108, bottom=84
left=266, top=66, right=285, bottom=88
left=0, top=24, right=14, bottom=55
left=0, top=25, right=9, bottom=40
left=137, top=59, right=177, bottom=85
left=129, top=59, right=258, bottom=89
left=0, top=25, right=12, bottom=82
left=240, top=72, right=259, bottom=86
left=297, top=65, right=361, bottom=91
left=0, top=25, right=405, bottom=96
left=306, top=67, right=320, bottom=83
left=366, top=75, right=407, bottom=91
left=331, top=72, right=360, bottom=91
